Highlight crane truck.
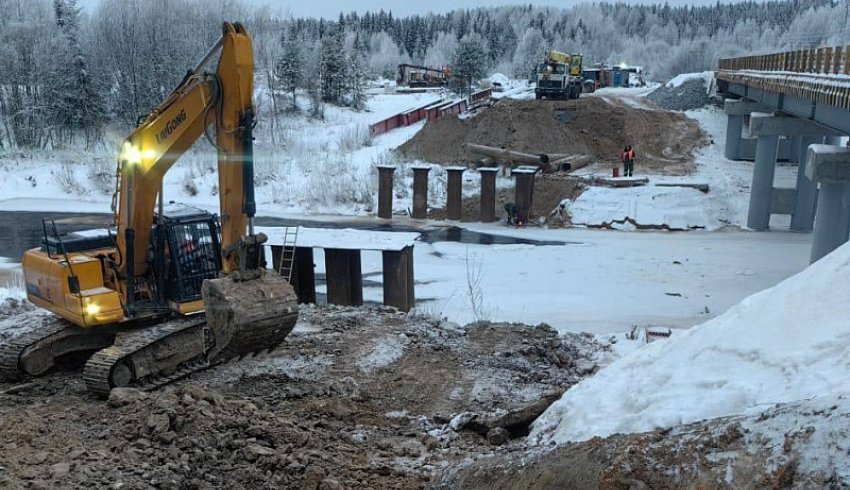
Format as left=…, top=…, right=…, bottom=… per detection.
left=535, top=50, right=583, bottom=100
left=0, top=22, right=299, bottom=397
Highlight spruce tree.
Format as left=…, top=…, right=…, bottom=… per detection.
left=450, top=33, right=488, bottom=97
left=276, top=25, right=304, bottom=111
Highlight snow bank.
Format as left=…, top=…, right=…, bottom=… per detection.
left=568, top=182, right=720, bottom=230
left=665, top=71, right=712, bottom=89
left=531, top=241, right=850, bottom=444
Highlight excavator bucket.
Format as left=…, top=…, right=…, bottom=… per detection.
left=202, top=271, right=298, bottom=363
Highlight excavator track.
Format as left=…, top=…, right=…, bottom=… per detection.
left=82, top=301, right=298, bottom=398
left=83, top=317, right=208, bottom=398
left=0, top=313, right=114, bottom=381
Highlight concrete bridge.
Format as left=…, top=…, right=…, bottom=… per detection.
left=716, top=46, right=850, bottom=263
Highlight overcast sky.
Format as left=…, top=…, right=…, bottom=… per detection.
left=82, top=0, right=757, bottom=18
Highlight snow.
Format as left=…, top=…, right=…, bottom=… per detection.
left=356, top=333, right=410, bottom=372
left=665, top=71, right=713, bottom=89
left=258, top=226, right=419, bottom=251
left=292, top=224, right=812, bottom=334
left=530, top=240, right=850, bottom=444
left=568, top=183, right=718, bottom=230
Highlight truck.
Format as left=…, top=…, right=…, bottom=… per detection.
left=535, top=50, right=583, bottom=100
left=397, top=64, right=450, bottom=88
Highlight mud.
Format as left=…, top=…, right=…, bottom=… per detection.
left=399, top=98, right=707, bottom=175
left=0, top=305, right=603, bottom=489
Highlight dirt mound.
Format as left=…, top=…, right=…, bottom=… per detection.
left=0, top=305, right=604, bottom=489
left=434, top=394, right=850, bottom=489
left=399, top=97, right=706, bottom=175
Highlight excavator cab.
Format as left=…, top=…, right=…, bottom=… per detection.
left=153, top=205, right=222, bottom=307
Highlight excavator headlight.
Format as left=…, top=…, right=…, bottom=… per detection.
left=85, top=302, right=101, bottom=318
left=120, top=141, right=142, bottom=167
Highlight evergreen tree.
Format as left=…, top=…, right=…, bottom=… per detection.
left=52, top=0, right=105, bottom=147
left=320, top=32, right=346, bottom=104
left=348, top=33, right=368, bottom=111
left=276, top=25, right=303, bottom=111
left=451, top=33, right=488, bottom=97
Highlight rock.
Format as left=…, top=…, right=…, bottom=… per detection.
left=28, top=451, right=49, bottom=465
left=487, top=427, right=510, bottom=446
left=67, top=449, right=86, bottom=460
left=246, top=444, right=276, bottom=457
left=108, top=388, right=147, bottom=407
left=146, top=413, right=170, bottom=435
left=50, top=462, right=71, bottom=478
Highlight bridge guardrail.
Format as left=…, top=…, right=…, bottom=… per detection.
left=717, top=45, right=850, bottom=110
left=718, top=45, right=849, bottom=75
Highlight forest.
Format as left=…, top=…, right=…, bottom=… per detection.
left=1, top=0, right=849, bottom=150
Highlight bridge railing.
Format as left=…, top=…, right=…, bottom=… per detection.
left=718, top=45, right=850, bottom=75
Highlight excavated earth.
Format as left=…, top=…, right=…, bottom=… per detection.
left=399, top=97, right=706, bottom=175
left=1, top=301, right=846, bottom=489
left=0, top=304, right=604, bottom=489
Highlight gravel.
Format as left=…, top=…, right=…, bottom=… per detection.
left=647, top=76, right=717, bottom=112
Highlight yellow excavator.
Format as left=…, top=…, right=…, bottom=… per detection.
left=0, top=22, right=298, bottom=397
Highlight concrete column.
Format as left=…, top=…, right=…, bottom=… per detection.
left=747, top=134, right=780, bottom=231
left=411, top=166, right=430, bottom=219
left=810, top=183, right=850, bottom=262
left=325, top=248, right=363, bottom=306
left=724, top=114, right=744, bottom=160
left=445, top=166, right=466, bottom=221
left=376, top=165, right=395, bottom=219
left=789, top=136, right=803, bottom=163
left=790, top=136, right=820, bottom=232
left=724, top=99, right=762, bottom=161
left=382, top=246, right=414, bottom=312
left=513, top=169, right=536, bottom=225
left=479, top=168, right=498, bottom=222
left=806, top=145, right=850, bottom=263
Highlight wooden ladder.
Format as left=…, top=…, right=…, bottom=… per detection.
left=277, top=226, right=299, bottom=283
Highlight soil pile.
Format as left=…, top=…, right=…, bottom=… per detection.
left=399, top=97, right=706, bottom=175
left=647, top=74, right=719, bottom=112
left=434, top=394, right=850, bottom=489
left=0, top=305, right=604, bottom=489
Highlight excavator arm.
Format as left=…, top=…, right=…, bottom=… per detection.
left=115, top=22, right=256, bottom=309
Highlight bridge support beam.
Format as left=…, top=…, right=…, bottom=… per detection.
left=747, top=113, right=843, bottom=231
left=806, top=145, right=850, bottom=263
left=790, top=136, right=822, bottom=232
left=724, top=99, right=762, bottom=161
left=748, top=133, right=780, bottom=230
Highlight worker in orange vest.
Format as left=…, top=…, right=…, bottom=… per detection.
left=621, top=145, right=635, bottom=177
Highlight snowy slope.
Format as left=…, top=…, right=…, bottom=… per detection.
left=530, top=241, right=850, bottom=444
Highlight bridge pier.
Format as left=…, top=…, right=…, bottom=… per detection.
left=806, top=145, right=850, bottom=263
left=746, top=113, right=842, bottom=231
left=790, top=136, right=822, bottom=232
left=724, top=99, right=760, bottom=161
